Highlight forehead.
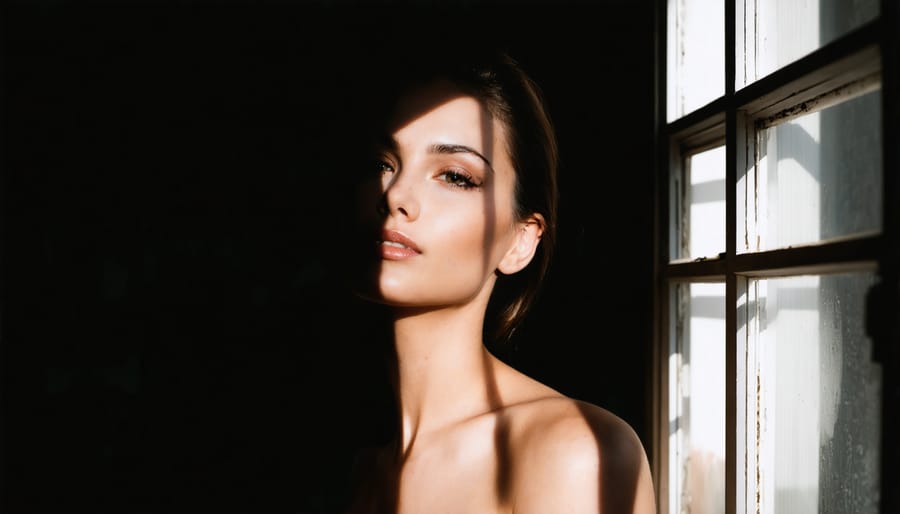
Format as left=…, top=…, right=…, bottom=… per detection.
left=387, top=80, right=509, bottom=154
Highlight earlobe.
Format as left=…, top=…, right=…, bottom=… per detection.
left=497, top=214, right=545, bottom=275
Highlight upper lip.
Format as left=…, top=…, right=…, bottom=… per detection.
left=380, top=229, right=422, bottom=253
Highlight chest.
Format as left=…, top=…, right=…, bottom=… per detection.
left=393, top=423, right=516, bottom=514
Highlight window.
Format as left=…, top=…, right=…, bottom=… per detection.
left=654, top=1, right=899, bottom=513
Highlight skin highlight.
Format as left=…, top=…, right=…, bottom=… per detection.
left=343, top=56, right=656, bottom=514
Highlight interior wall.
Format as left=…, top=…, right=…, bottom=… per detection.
left=1, top=1, right=656, bottom=512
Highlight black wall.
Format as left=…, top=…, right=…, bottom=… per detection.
left=1, top=2, right=656, bottom=512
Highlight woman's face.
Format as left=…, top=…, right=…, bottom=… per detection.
left=352, top=80, right=522, bottom=309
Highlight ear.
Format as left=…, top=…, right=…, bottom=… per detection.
left=497, top=213, right=545, bottom=275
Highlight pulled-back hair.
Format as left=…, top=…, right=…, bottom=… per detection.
left=345, top=36, right=559, bottom=346
left=451, top=50, right=558, bottom=345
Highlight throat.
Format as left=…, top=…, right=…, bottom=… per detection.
left=394, top=344, right=507, bottom=456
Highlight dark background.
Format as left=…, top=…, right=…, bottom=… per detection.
left=1, top=1, right=656, bottom=512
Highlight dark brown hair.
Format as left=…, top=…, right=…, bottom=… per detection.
left=395, top=44, right=559, bottom=345
left=457, top=51, right=558, bottom=345
left=342, top=37, right=559, bottom=346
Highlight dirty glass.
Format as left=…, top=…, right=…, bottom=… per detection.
left=738, top=89, right=881, bottom=253
left=670, top=282, right=726, bottom=514
left=667, top=0, right=724, bottom=121
left=745, top=273, right=881, bottom=514
left=738, top=0, right=879, bottom=86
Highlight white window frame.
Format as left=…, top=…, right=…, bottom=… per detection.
left=651, top=1, right=900, bottom=513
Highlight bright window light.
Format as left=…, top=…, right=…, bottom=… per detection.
left=739, top=0, right=879, bottom=87
left=745, top=273, right=881, bottom=514
left=740, top=88, right=882, bottom=253
left=670, top=282, right=726, bottom=514
left=667, top=0, right=724, bottom=121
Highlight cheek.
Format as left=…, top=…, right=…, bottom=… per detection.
left=430, top=200, right=515, bottom=273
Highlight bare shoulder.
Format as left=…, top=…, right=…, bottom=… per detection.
left=509, top=397, right=657, bottom=514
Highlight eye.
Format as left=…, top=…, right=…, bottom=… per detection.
left=439, top=169, right=481, bottom=190
left=376, top=159, right=395, bottom=175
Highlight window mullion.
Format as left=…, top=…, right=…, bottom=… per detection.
left=725, top=104, right=739, bottom=514
left=725, top=0, right=736, bottom=96
left=727, top=105, right=750, bottom=514
left=725, top=0, right=737, bottom=506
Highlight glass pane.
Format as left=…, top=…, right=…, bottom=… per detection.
left=739, top=0, right=879, bottom=86
left=675, top=146, right=726, bottom=261
left=740, top=88, right=881, bottom=253
left=745, top=273, right=881, bottom=514
left=670, top=282, right=726, bottom=514
left=667, top=0, right=724, bottom=121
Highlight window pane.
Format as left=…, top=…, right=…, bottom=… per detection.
left=670, top=282, right=725, bottom=514
left=739, top=88, right=881, bottom=253
left=674, top=146, right=726, bottom=261
left=745, top=273, right=881, bottom=514
left=738, top=0, right=879, bottom=86
left=667, top=0, right=724, bottom=121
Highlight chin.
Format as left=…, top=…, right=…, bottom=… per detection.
left=348, top=273, right=403, bottom=305
left=363, top=288, right=415, bottom=307
left=351, top=283, right=427, bottom=308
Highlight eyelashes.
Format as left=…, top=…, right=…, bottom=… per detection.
left=374, top=157, right=482, bottom=191
left=438, top=169, right=481, bottom=190
left=376, top=159, right=395, bottom=175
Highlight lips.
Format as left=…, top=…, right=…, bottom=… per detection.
left=378, top=229, right=422, bottom=260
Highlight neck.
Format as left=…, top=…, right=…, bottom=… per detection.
left=388, top=302, right=504, bottom=456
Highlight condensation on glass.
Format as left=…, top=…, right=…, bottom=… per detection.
left=670, top=282, right=726, bottom=514
left=737, top=0, right=880, bottom=87
left=742, top=273, right=881, bottom=514
left=673, top=145, right=726, bottom=261
left=738, top=86, right=882, bottom=253
left=667, top=0, right=724, bottom=121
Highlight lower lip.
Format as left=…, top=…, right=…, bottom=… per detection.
left=379, top=243, right=420, bottom=260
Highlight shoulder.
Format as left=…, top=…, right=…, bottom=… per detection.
left=509, top=397, right=656, bottom=514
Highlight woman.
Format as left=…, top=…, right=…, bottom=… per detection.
left=338, top=41, right=656, bottom=514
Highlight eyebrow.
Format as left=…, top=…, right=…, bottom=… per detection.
left=428, top=143, right=494, bottom=171
left=377, top=136, right=496, bottom=173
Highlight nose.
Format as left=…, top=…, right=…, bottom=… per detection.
left=379, top=171, right=420, bottom=221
